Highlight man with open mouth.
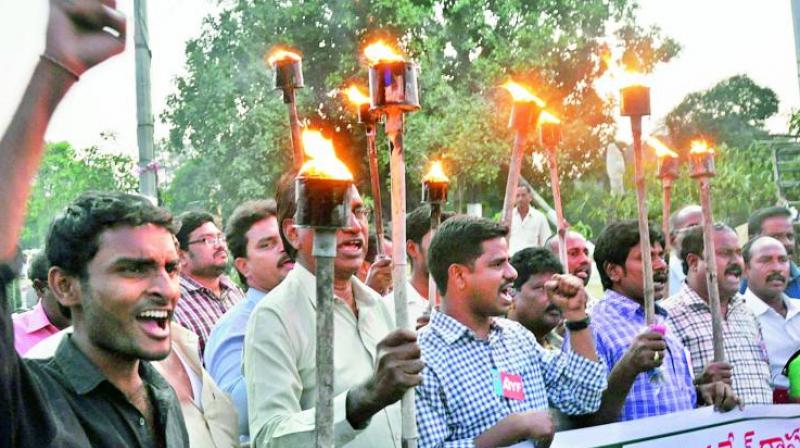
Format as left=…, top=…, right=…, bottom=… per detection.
left=416, top=216, right=606, bottom=447
left=663, top=224, right=772, bottom=405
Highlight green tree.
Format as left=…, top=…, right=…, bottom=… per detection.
left=663, top=74, right=779, bottom=150
left=21, top=141, right=137, bottom=249
left=162, top=0, right=678, bottom=217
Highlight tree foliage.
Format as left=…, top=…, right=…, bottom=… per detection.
left=663, top=74, right=779, bottom=150
left=21, top=142, right=137, bottom=249
left=162, top=0, right=679, bottom=217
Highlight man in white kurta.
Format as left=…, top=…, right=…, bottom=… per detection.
left=509, top=184, right=552, bottom=255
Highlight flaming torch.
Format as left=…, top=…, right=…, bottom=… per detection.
left=500, top=81, right=545, bottom=231
left=618, top=72, right=658, bottom=324
left=267, top=46, right=305, bottom=170
left=294, top=129, right=354, bottom=447
left=365, top=39, right=421, bottom=448
left=649, top=137, right=680, bottom=293
left=688, top=139, right=725, bottom=362
left=422, top=161, right=449, bottom=313
left=345, top=85, right=386, bottom=255
left=538, top=111, right=569, bottom=269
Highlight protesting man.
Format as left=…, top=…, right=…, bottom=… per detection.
left=174, top=210, right=244, bottom=355
left=584, top=220, right=738, bottom=423
left=416, top=216, right=607, bottom=447
left=546, top=231, right=592, bottom=287
left=356, top=231, right=393, bottom=296
left=13, top=250, right=71, bottom=355
left=743, top=207, right=799, bottom=298
left=204, top=199, right=294, bottom=441
left=509, top=182, right=552, bottom=255
left=742, top=236, right=800, bottom=402
left=663, top=224, right=772, bottom=405
left=244, top=175, right=422, bottom=447
left=0, top=2, right=190, bottom=446
left=667, top=205, right=703, bottom=296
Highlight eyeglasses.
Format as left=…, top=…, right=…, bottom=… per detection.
left=352, top=206, right=372, bottom=222
left=187, top=235, right=227, bottom=247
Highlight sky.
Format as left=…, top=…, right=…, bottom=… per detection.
left=1, top=0, right=798, bottom=158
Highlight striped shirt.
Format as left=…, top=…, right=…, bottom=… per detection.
left=416, top=312, right=606, bottom=447
left=586, top=290, right=697, bottom=421
left=174, top=273, right=243, bottom=356
left=662, top=284, right=772, bottom=405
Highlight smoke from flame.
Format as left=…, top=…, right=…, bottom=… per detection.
left=298, top=129, right=353, bottom=180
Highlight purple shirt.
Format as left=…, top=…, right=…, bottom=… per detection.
left=174, top=274, right=243, bottom=356
left=12, top=302, right=60, bottom=355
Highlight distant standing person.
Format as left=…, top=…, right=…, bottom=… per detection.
left=509, top=182, right=552, bottom=255
left=174, top=211, right=244, bottom=355
left=741, top=206, right=799, bottom=299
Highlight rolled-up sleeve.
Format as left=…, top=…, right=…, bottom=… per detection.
left=540, top=342, right=607, bottom=415
left=244, top=304, right=362, bottom=447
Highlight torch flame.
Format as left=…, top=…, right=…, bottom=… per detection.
left=689, top=139, right=715, bottom=155
left=501, top=81, right=546, bottom=107
left=344, top=85, right=371, bottom=106
left=647, top=137, right=678, bottom=159
left=364, top=41, right=405, bottom=64
left=298, top=129, right=353, bottom=180
left=423, top=161, right=449, bottom=184
left=538, top=111, right=561, bottom=125
left=267, top=48, right=302, bottom=66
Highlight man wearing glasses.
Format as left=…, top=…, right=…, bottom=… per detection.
left=175, top=211, right=244, bottom=355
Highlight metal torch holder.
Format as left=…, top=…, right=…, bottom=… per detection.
left=423, top=181, right=448, bottom=314
left=368, top=61, right=421, bottom=112
left=274, top=59, right=304, bottom=103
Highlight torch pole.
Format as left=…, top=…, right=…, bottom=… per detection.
left=386, top=111, right=418, bottom=448
left=698, top=177, right=726, bottom=362
left=501, top=131, right=527, bottom=228
left=546, top=147, right=569, bottom=269
left=366, top=125, right=385, bottom=255
left=661, top=179, right=672, bottom=256
left=630, top=116, right=657, bottom=324
left=426, top=203, right=441, bottom=313
left=312, top=230, right=337, bottom=448
left=284, top=88, right=304, bottom=171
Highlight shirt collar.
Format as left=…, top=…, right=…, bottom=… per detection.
left=429, top=311, right=502, bottom=345
left=791, top=262, right=800, bottom=281
left=18, top=301, right=55, bottom=333
left=180, top=273, right=237, bottom=293
left=603, top=289, right=669, bottom=319
left=293, top=263, right=377, bottom=309
left=744, top=288, right=800, bottom=320
left=244, top=287, right=268, bottom=305
left=54, top=335, right=170, bottom=396
left=678, top=283, right=746, bottom=312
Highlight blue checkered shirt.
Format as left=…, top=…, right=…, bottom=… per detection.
left=416, top=312, right=606, bottom=447
left=584, top=290, right=697, bottom=421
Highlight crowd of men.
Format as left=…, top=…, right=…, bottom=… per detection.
left=2, top=1, right=800, bottom=447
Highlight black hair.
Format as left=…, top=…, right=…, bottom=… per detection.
left=510, top=247, right=563, bottom=290
left=175, top=210, right=218, bottom=250
left=225, top=199, right=278, bottom=285
left=406, top=204, right=455, bottom=245
left=679, top=223, right=734, bottom=275
left=46, top=191, right=175, bottom=278
left=27, top=250, right=50, bottom=283
left=428, top=215, right=508, bottom=295
left=594, top=220, right=665, bottom=290
left=748, top=206, right=792, bottom=239
left=742, top=235, right=781, bottom=266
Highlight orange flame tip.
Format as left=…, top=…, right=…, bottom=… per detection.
left=539, top=111, right=561, bottom=125
left=423, top=161, right=449, bottom=183
left=364, top=41, right=404, bottom=64
left=689, top=139, right=715, bottom=155
left=298, top=129, right=353, bottom=180
left=502, top=81, right=546, bottom=107
left=647, top=137, right=678, bottom=158
left=267, top=48, right=302, bottom=66
left=344, top=85, right=371, bottom=105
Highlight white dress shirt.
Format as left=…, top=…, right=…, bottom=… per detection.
left=744, top=288, right=800, bottom=388
left=385, top=280, right=428, bottom=327
left=509, top=207, right=552, bottom=255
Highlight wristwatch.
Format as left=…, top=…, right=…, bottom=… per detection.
left=564, top=315, right=591, bottom=331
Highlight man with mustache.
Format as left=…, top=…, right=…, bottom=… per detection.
left=663, top=224, right=772, bottom=405
left=742, top=207, right=800, bottom=299
left=742, top=236, right=800, bottom=402
left=174, top=211, right=245, bottom=356
left=416, top=216, right=606, bottom=447
left=244, top=174, right=422, bottom=447
left=582, top=220, right=738, bottom=424
left=547, top=231, right=595, bottom=309
left=204, top=199, right=294, bottom=442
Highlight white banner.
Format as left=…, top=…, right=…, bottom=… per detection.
left=551, top=405, right=800, bottom=448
